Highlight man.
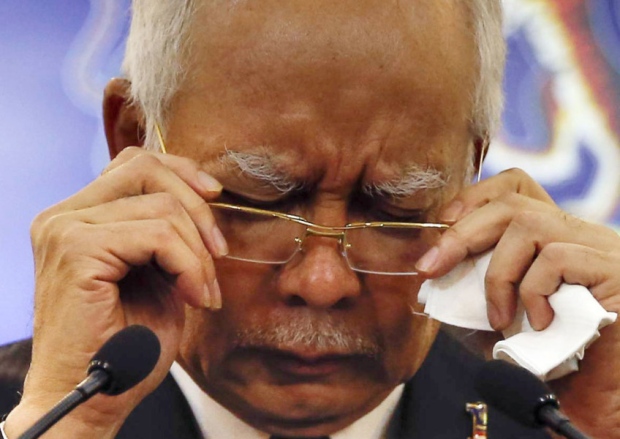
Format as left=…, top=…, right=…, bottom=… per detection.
left=3, top=0, right=620, bottom=437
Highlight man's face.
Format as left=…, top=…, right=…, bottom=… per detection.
left=165, top=0, right=477, bottom=436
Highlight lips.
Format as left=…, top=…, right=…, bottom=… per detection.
left=259, top=348, right=358, bottom=378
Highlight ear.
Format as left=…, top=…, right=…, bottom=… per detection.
left=103, top=78, right=146, bottom=159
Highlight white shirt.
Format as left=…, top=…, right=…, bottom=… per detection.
left=170, top=362, right=404, bottom=439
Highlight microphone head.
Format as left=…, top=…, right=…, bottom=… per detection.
left=475, top=360, right=559, bottom=427
left=88, top=325, right=161, bottom=396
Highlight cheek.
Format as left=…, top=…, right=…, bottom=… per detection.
left=179, top=261, right=277, bottom=367
left=179, top=263, right=439, bottom=386
left=364, top=275, right=439, bottom=380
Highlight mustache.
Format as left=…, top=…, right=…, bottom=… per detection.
left=233, top=313, right=383, bottom=358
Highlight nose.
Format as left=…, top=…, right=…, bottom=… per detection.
left=276, top=234, right=362, bottom=309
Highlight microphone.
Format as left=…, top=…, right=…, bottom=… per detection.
left=18, top=325, right=161, bottom=439
left=475, top=360, right=591, bottom=439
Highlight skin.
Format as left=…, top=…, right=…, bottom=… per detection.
left=6, top=0, right=620, bottom=438
left=424, top=173, right=620, bottom=436
left=167, top=1, right=475, bottom=435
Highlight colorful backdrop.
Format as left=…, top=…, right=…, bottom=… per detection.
left=1, top=0, right=619, bottom=344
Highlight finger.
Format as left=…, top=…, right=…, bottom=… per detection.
left=439, top=168, right=555, bottom=223
left=483, top=212, right=540, bottom=330
left=416, top=193, right=556, bottom=277
left=106, top=219, right=222, bottom=310
left=418, top=191, right=618, bottom=279
left=52, top=149, right=222, bottom=211
left=485, top=211, right=618, bottom=329
left=36, top=153, right=229, bottom=258
left=72, top=193, right=221, bottom=274
left=107, top=219, right=213, bottom=309
left=520, top=242, right=620, bottom=330
left=102, top=146, right=223, bottom=195
left=35, top=217, right=213, bottom=309
left=485, top=211, right=596, bottom=328
left=94, top=195, right=221, bottom=308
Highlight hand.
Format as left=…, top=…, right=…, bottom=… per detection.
left=5, top=148, right=226, bottom=438
left=416, top=168, right=620, bottom=330
left=416, top=168, right=620, bottom=437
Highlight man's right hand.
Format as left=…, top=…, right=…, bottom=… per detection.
left=4, top=147, right=226, bottom=438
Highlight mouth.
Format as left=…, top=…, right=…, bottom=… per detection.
left=256, top=348, right=364, bottom=378
left=230, top=316, right=383, bottom=380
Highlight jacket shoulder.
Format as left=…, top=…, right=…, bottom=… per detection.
left=395, top=329, right=550, bottom=439
left=0, top=338, right=32, bottom=417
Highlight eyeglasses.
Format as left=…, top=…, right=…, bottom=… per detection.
left=210, top=201, right=449, bottom=275
left=154, top=123, right=449, bottom=275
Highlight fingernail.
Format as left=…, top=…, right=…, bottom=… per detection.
left=203, top=284, right=212, bottom=308
left=527, top=311, right=544, bottom=331
left=416, top=246, right=440, bottom=273
left=487, top=302, right=501, bottom=329
left=440, top=201, right=464, bottom=223
left=211, top=227, right=229, bottom=257
left=212, top=279, right=222, bottom=310
left=198, top=171, right=222, bottom=193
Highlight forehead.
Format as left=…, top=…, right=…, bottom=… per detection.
left=166, top=0, right=477, bottom=191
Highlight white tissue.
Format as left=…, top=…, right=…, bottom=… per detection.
left=418, top=250, right=617, bottom=381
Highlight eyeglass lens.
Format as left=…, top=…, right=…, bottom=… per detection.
left=211, top=205, right=442, bottom=275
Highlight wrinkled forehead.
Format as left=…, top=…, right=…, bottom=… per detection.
left=166, top=0, right=477, bottom=192
left=180, top=0, right=477, bottom=112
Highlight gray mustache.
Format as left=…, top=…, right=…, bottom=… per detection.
left=233, top=314, right=382, bottom=358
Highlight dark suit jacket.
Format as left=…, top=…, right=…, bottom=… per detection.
left=0, top=331, right=550, bottom=438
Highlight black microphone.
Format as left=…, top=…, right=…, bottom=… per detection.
left=475, top=359, right=591, bottom=439
left=18, top=325, right=161, bottom=439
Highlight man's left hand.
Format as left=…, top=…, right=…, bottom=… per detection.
left=416, top=167, right=620, bottom=436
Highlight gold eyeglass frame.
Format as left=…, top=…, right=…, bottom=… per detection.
left=153, top=122, right=450, bottom=275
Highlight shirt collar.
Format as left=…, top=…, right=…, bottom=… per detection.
left=170, top=362, right=404, bottom=439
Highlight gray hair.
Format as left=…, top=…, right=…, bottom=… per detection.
left=467, top=0, right=506, bottom=141
left=122, top=0, right=198, bottom=149
left=122, top=0, right=505, bottom=150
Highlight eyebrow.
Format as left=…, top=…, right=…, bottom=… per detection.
left=363, top=165, right=449, bottom=198
left=219, top=149, right=304, bottom=194
left=219, top=149, right=448, bottom=198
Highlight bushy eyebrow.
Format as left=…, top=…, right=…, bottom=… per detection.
left=219, top=149, right=447, bottom=198
left=219, top=149, right=304, bottom=194
left=363, top=165, right=448, bottom=198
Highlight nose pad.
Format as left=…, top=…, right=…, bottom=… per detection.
left=303, top=227, right=346, bottom=248
left=276, top=231, right=361, bottom=309
left=294, top=227, right=348, bottom=262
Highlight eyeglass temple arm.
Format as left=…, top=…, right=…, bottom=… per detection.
left=476, top=135, right=490, bottom=184
left=155, top=123, right=168, bottom=154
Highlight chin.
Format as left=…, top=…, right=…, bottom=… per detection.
left=210, top=374, right=394, bottom=437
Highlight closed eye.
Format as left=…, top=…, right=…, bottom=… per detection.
left=352, top=193, right=428, bottom=223
left=218, top=189, right=308, bottom=212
